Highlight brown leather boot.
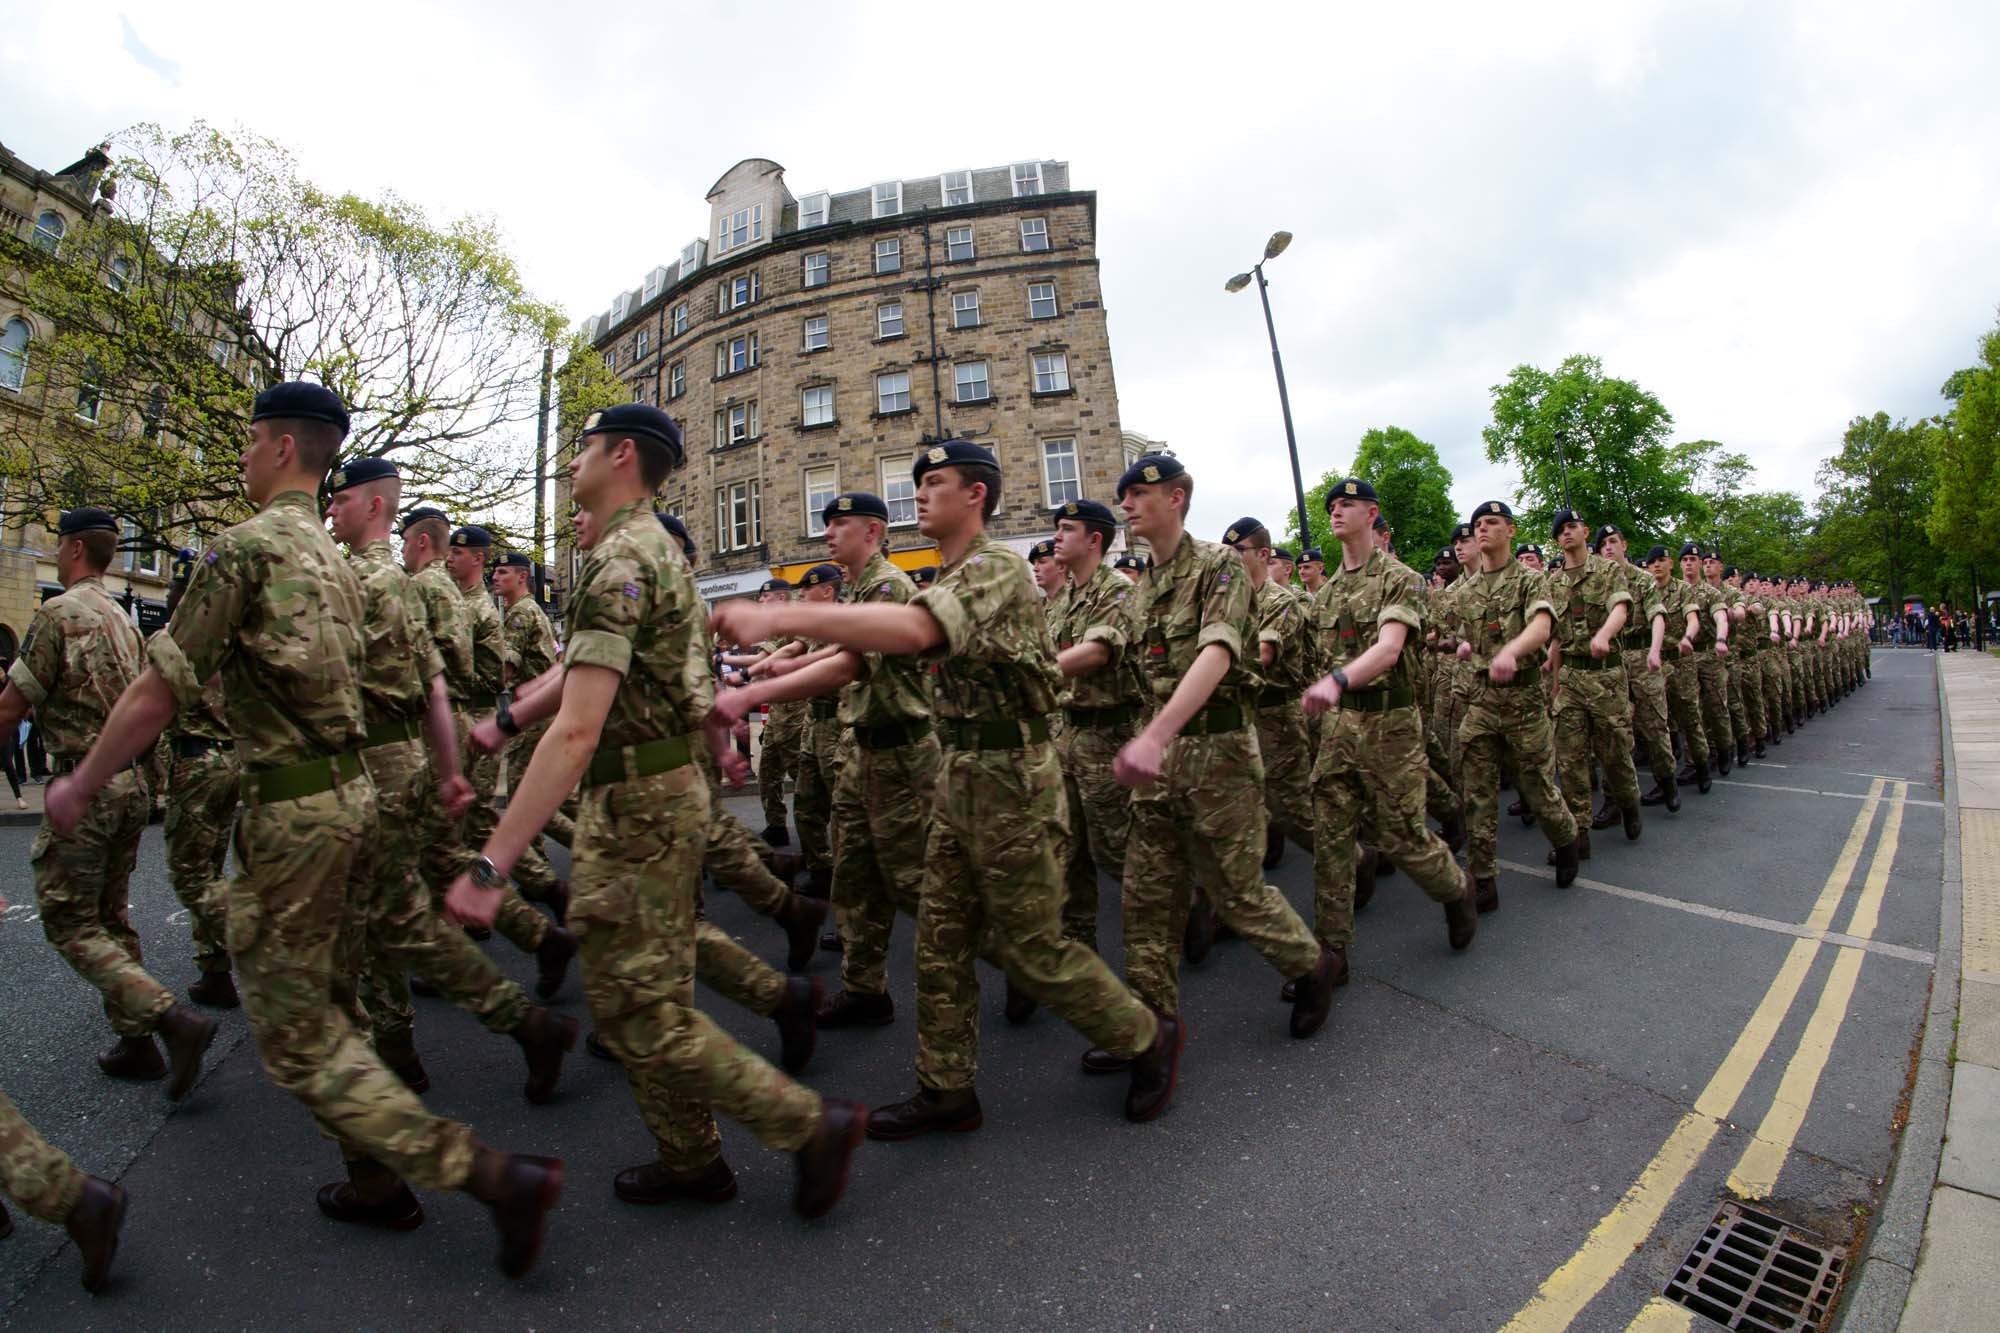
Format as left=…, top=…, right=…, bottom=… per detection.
left=866, top=1087, right=983, bottom=1141
left=774, top=976, right=820, bottom=1074
left=1444, top=871, right=1478, bottom=951
left=1355, top=848, right=1380, bottom=912
left=1589, top=798, right=1621, bottom=831
left=513, top=1007, right=578, bottom=1105
left=794, top=1098, right=867, bottom=1219
left=187, top=969, right=239, bottom=1009
left=374, top=1032, right=431, bottom=1095
left=1124, top=1012, right=1186, bottom=1123
left=1289, top=946, right=1343, bottom=1038
left=157, top=1003, right=217, bottom=1103
left=65, top=1176, right=127, bottom=1293
left=96, top=1035, right=166, bottom=1082
left=1622, top=804, right=1642, bottom=841
left=614, top=1156, right=736, bottom=1205
left=1547, top=829, right=1591, bottom=867
left=1552, top=838, right=1581, bottom=888
left=817, top=988, right=894, bottom=1028
left=317, top=1158, right=423, bottom=1232
left=777, top=893, right=828, bottom=973
left=1280, top=944, right=1349, bottom=1002
left=1182, top=898, right=1215, bottom=964
left=465, top=1147, right=564, bottom=1279
left=534, top=926, right=577, bottom=1000
left=1081, top=1046, right=1132, bottom=1074
left=1474, top=876, right=1500, bottom=914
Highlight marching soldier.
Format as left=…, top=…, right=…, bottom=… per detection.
left=1681, top=543, right=1734, bottom=774
left=1298, top=547, right=1327, bottom=595
left=751, top=578, right=804, bottom=844
left=1030, top=537, right=1064, bottom=602
left=1, top=1062, right=126, bottom=1292
left=1594, top=526, right=1677, bottom=815
left=47, top=382, right=560, bottom=1274
left=1222, top=517, right=1315, bottom=868
left=494, top=551, right=570, bottom=920
left=158, top=569, right=240, bottom=1010
left=1652, top=545, right=1715, bottom=796
left=786, top=563, right=847, bottom=899
left=1113, top=553, right=1148, bottom=582
left=1548, top=509, right=1642, bottom=852
left=1270, top=547, right=1297, bottom=588
left=0, top=507, right=217, bottom=1095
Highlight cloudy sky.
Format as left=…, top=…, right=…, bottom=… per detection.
left=7, top=1, right=1998, bottom=540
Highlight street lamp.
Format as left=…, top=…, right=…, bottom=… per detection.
left=1226, top=230, right=1311, bottom=551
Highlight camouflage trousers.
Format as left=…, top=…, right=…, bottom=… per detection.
left=420, top=711, right=547, bottom=954
left=1554, top=658, right=1640, bottom=825
left=758, top=701, right=805, bottom=832
left=793, top=710, right=843, bottom=873
left=1759, top=651, right=1788, bottom=734
left=918, top=738, right=1159, bottom=1092
left=1694, top=653, right=1734, bottom=760
left=692, top=916, right=787, bottom=1018
left=164, top=746, right=237, bottom=974
left=832, top=730, right=938, bottom=996
left=701, top=761, right=792, bottom=918
left=1784, top=644, right=1807, bottom=717
left=339, top=738, right=528, bottom=1046
left=1311, top=704, right=1466, bottom=950
left=506, top=724, right=564, bottom=899
left=1124, top=728, right=1321, bottom=1016
left=1623, top=651, right=1678, bottom=798
left=1460, top=678, right=1579, bottom=878
left=231, top=775, right=475, bottom=1188
left=1057, top=720, right=1134, bottom=953
left=572, top=762, right=820, bottom=1172
left=1733, top=651, right=1767, bottom=744
left=1255, top=698, right=1316, bottom=852
left=0, top=1088, right=84, bottom=1225
left=32, top=771, right=172, bottom=1039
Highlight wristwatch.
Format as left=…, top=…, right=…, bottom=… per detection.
left=494, top=689, right=520, bottom=737
left=470, top=855, right=507, bottom=890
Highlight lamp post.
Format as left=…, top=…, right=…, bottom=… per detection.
left=1226, top=230, right=1311, bottom=552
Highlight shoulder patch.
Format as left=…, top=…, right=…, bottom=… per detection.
left=204, top=549, right=219, bottom=565
left=622, top=582, right=641, bottom=599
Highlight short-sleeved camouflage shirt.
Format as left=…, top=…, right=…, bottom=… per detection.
left=1314, top=547, right=1426, bottom=691
left=1455, top=556, right=1557, bottom=673
left=1614, top=561, right=1665, bottom=650
left=149, top=489, right=367, bottom=769
left=1049, top=561, right=1145, bottom=711
left=503, top=595, right=558, bottom=686
left=1548, top=553, right=1636, bottom=657
left=1683, top=576, right=1722, bottom=648
left=1254, top=577, right=1317, bottom=694
left=564, top=499, right=711, bottom=747
left=1132, top=531, right=1254, bottom=705
left=411, top=561, right=473, bottom=700
left=7, top=575, right=144, bottom=759
left=459, top=579, right=506, bottom=698
left=911, top=530, right=1061, bottom=721
left=348, top=539, right=442, bottom=724
left=838, top=551, right=929, bottom=727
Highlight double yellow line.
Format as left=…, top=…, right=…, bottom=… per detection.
left=1504, top=779, right=1908, bottom=1332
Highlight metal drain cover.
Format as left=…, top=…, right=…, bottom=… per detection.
left=1663, top=1201, right=1846, bottom=1331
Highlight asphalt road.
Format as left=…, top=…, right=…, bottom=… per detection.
left=0, top=649, right=1943, bottom=1331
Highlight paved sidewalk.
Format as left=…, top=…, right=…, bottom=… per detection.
left=1894, top=652, right=2000, bottom=1326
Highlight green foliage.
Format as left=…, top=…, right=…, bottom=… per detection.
left=1928, top=314, right=2000, bottom=581
left=1678, top=440, right=1812, bottom=573
left=1815, top=412, right=1945, bottom=609
left=1483, top=355, right=1706, bottom=547
left=1284, top=425, right=1456, bottom=560
left=1283, top=472, right=1336, bottom=557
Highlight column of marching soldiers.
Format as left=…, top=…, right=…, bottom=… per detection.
left=0, top=386, right=1874, bottom=1294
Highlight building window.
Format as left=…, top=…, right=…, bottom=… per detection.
left=872, top=181, right=902, bottom=218
left=1011, top=163, right=1044, bottom=197
left=946, top=226, right=975, bottom=262
left=1042, top=438, right=1081, bottom=507
left=76, top=362, right=102, bottom=422
left=1123, top=437, right=1144, bottom=472
left=145, top=386, right=169, bottom=443
left=604, top=344, right=616, bottom=371
left=940, top=171, right=974, bottom=207
left=880, top=454, right=916, bottom=526
left=631, top=382, right=647, bottom=403
left=716, top=204, right=764, bottom=255
left=122, top=517, right=163, bottom=576
left=107, top=256, right=132, bottom=293
left=802, top=384, right=835, bottom=427
left=31, top=210, right=65, bottom=255
left=801, top=315, right=830, bottom=353
left=1020, top=218, right=1050, bottom=252
left=874, top=237, right=901, bottom=275
left=805, top=465, right=838, bottom=537
left=720, top=272, right=760, bottom=312
left=634, top=328, right=650, bottom=360
left=877, top=302, right=905, bottom=339
left=714, top=400, right=760, bottom=448
left=1032, top=351, right=1071, bottom=394
left=876, top=372, right=911, bottom=414
left=716, top=333, right=759, bottom=376
left=799, top=191, right=830, bottom=228
left=680, top=242, right=703, bottom=279
left=1028, top=282, right=1058, bottom=320
left=671, top=302, right=689, bottom=336
left=668, top=361, right=686, bottom=399
left=953, top=360, right=990, bottom=403
left=803, top=252, right=829, bottom=288
left=715, top=480, right=762, bottom=551
left=951, top=290, right=980, bottom=329
left=0, top=318, right=28, bottom=393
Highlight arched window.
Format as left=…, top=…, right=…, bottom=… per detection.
left=31, top=211, right=66, bottom=255
left=0, top=318, right=29, bottom=392
left=108, top=256, right=132, bottom=293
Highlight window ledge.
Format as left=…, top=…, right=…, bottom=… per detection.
left=712, top=365, right=759, bottom=384
left=950, top=321, right=984, bottom=331
left=874, top=332, right=907, bottom=344
left=874, top=267, right=903, bottom=277
left=798, top=419, right=840, bottom=433
left=1030, top=387, right=1076, bottom=400
left=710, top=433, right=763, bottom=454
left=948, top=395, right=996, bottom=409
left=800, top=345, right=830, bottom=356
left=871, top=406, right=917, bottom=420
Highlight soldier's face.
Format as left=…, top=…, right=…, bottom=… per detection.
left=1052, top=518, right=1100, bottom=569
left=491, top=567, right=521, bottom=598
left=1272, top=557, right=1294, bottom=581
left=1454, top=537, right=1476, bottom=565
left=1473, top=515, right=1511, bottom=558
left=1118, top=481, right=1174, bottom=539
left=572, top=509, right=599, bottom=550
left=1681, top=554, right=1701, bottom=580
left=568, top=435, right=624, bottom=509
left=325, top=488, right=371, bottom=546
left=1230, top=540, right=1268, bottom=581
left=1601, top=532, right=1627, bottom=562
left=1328, top=498, right=1372, bottom=540
left=1558, top=521, right=1590, bottom=556
left=804, top=583, right=838, bottom=604
left=446, top=546, right=486, bottom=585
left=1300, top=560, right=1324, bottom=587
left=916, top=468, right=979, bottom=538
left=1705, top=557, right=1723, bottom=582
left=823, top=514, right=877, bottom=568
left=1116, top=563, right=1142, bottom=583
left=240, top=421, right=283, bottom=505
left=1032, top=555, right=1065, bottom=595
left=1520, top=551, right=1543, bottom=571
left=1648, top=556, right=1671, bottom=582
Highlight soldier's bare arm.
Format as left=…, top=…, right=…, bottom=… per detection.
left=0, top=681, right=27, bottom=732
left=716, top=652, right=860, bottom=721
left=1056, top=640, right=1113, bottom=677
left=1303, top=620, right=1410, bottom=715
left=713, top=600, right=943, bottom=657
left=44, top=668, right=178, bottom=835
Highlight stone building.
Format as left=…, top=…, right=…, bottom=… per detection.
left=559, top=157, right=1142, bottom=603
left=0, top=140, right=181, bottom=667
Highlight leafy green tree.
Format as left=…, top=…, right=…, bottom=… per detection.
left=1928, top=313, right=2000, bottom=589
left=1281, top=472, right=1336, bottom=557
left=1676, top=439, right=1811, bottom=572
left=1815, top=412, right=1944, bottom=610
left=1282, top=426, right=1456, bottom=561
left=1483, top=355, right=1706, bottom=547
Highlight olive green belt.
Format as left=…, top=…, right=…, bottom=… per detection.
left=808, top=699, right=840, bottom=721
left=1181, top=700, right=1245, bottom=736
left=364, top=716, right=423, bottom=748
left=1477, top=665, right=1542, bottom=689
left=1562, top=653, right=1619, bottom=673
left=1064, top=702, right=1138, bottom=730
left=938, top=715, right=1051, bottom=750
left=240, top=750, right=364, bottom=805
left=51, top=756, right=138, bottom=776
left=850, top=717, right=933, bottom=751
left=1339, top=685, right=1416, bottom=713
left=582, top=734, right=695, bottom=788
left=1256, top=685, right=1294, bottom=708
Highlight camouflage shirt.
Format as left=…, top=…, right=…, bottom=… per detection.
left=170, top=671, right=233, bottom=743
left=1049, top=561, right=1145, bottom=711
left=459, top=579, right=506, bottom=698
left=7, top=574, right=144, bottom=759
left=564, top=498, right=711, bottom=746
left=1683, top=577, right=1722, bottom=648
left=1455, top=557, right=1557, bottom=674
left=150, top=489, right=367, bottom=769
left=503, top=595, right=559, bottom=686
left=912, top=530, right=1061, bottom=721
left=348, top=539, right=443, bottom=724
left=1132, top=531, right=1255, bottom=706
left=838, top=551, right=929, bottom=727
left=1313, top=547, right=1426, bottom=693
left=411, top=561, right=474, bottom=700
left=1547, top=554, right=1636, bottom=660
left=1614, top=562, right=1666, bottom=651
left=1254, top=578, right=1317, bottom=694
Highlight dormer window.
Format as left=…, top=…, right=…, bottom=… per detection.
left=1011, top=162, right=1044, bottom=197
left=940, top=171, right=974, bottom=207
left=716, top=205, right=764, bottom=255
left=799, top=192, right=830, bottom=228
left=872, top=182, right=902, bottom=218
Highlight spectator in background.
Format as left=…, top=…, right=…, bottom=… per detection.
left=0, top=717, right=23, bottom=808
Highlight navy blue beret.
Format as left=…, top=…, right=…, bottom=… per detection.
left=498, top=552, right=534, bottom=571
left=327, top=456, right=397, bottom=493
left=400, top=506, right=449, bottom=532
left=1113, top=553, right=1150, bottom=572
left=450, top=525, right=494, bottom=549
left=1222, top=517, right=1266, bottom=546
left=1115, top=453, right=1185, bottom=501
left=822, top=491, right=890, bottom=525
left=57, top=507, right=118, bottom=537
left=1050, top=498, right=1118, bottom=530
left=912, top=439, right=997, bottom=482
left=1324, top=478, right=1377, bottom=511
left=1471, top=500, right=1513, bottom=522
left=910, top=566, right=939, bottom=586
left=800, top=563, right=843, bottom=588
left=1028, top=539, right=1056, bottom=562
left=1300, top=547, right=1324, bottom=564
left=251, top=381, right=349, bottom=436
left=656, top=512, right=695, bottom=557
left=1271, top=547, right=1295, bottom=561
left=581, top=404, right=684, bottom=469
left=759, top=577, right=792, bottom=594
left=1591, top=523, right=1622, bottom=551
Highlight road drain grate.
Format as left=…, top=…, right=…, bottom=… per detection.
left=1662, top=1201, right=1846, bottom=1331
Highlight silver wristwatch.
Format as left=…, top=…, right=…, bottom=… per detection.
left=470, top=855, right=507, bottom=890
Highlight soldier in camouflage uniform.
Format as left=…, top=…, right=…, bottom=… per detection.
left=1298, top=547, right=1327, bottom=597
left=1301, top=479, right=1477, bottom=967
left=1221, top=517, right=1315, bottom=866
left=1705, top=553, right=1757, bottom=767
left=1048, top=499, right=1143, bottom=953
left=1649, top=545, right=1715, bottom=794
left=786, top=564, right=846, bottom=899
left=46, top=384, right=560, bottom=1271
left=1725, top=564, right=1771, bottom=759
left=494, top=551, right=570, bottom=919
left=0, top=1063, right=127, bottom=1292
left=1594, top=528, right=1678, bottom=814
left=1453, top=501, right=1582, bottom=910
left=0, top=507, right=217, bottom=1094
left=713, top=440, right=1184, bottom=1134
left=1030, top=537, right=1064, bottom=603
left=751, top=578, right=803, bottom=844
left=1680, top=544, right=1735, bottom=775
left=159, top=588, right=240, bottom=1010
left=1111, top=456, right=1336, bottom=1047
left=324, top=459, right=577, bottom=1103
left=1547, top=510, right=1642, bottom=852
left=448, top=403, right=862, bottom=1217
